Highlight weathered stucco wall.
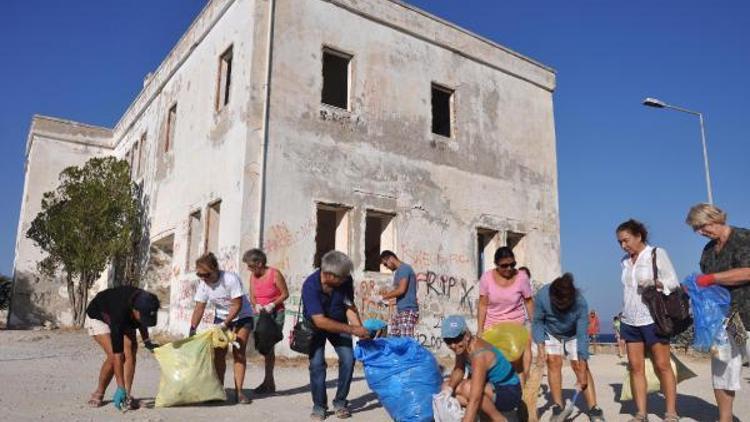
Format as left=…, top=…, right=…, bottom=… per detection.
left=11, top=117, right=112, bottom=326
left=261, top=0, right=560, bottom=355
left=12, top=0, right=560, bottom=358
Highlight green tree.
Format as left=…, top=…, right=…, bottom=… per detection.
left=26, top=157, right=141, bottom=327
left=0, top=274, right=11, bottom=311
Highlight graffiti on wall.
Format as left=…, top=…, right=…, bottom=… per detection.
left=172, top=277, right=214, bottom=327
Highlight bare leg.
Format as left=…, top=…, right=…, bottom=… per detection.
left=91, top=334, right=115, bottom=402
left=650, top=342, right=677, bottom=416
left=715, top=389, right=735, bottom=422
left=233, top=325, right=251, bottom=402
left=547, top=355, right=564, bottom=407
left=123, top=330, right=138, bottom=394
left=215, top=347, right=228, bottom=386
left=455, top=380, right=507, bottom=422
left=264, top=350, right=276, bottom=389
left=570, top=360, right=598, bottom=409
left=521, top=338, right=532, bottom=385
left=626, top=341, right=648, bottom=417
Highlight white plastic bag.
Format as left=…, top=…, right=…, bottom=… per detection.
left=432, top=391, right=464, bottom=422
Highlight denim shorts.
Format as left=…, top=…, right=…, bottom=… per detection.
left=620, top=322, right=669, bottom=347
left=214, top=316, right=254, bottom=332
left=493, top=382, right=522, bottom=412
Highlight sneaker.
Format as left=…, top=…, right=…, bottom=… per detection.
left=588, top=406, right=605, bottom=421
left=310, top=412, right=326, bottom=421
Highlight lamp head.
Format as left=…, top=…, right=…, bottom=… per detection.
left=643, top=97, right=667, bottom=108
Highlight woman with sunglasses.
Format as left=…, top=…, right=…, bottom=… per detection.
left=477, top=246, right=534, bottom=383
left=189, top=252, right=255, bottom=404
left=242, top=248, right=289, bottom=394
left=441, top=315, right=521, bottom=422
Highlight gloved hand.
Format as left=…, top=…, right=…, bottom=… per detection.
left=697, top=274, right=716, bottom=287
left=188, top=326, right=197, bottom=337
left=263, top=303, right=275, bottom=313
left=440, top=384, right=453, bottom=396
left=254, top=304, right=264, bottom=314
left=144, top=339, right=159, bottom=352
left=113, top=387, right=127, bottom=410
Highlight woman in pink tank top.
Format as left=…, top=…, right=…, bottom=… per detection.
left=477, top=246, right=534, bottom=384
left=243, top=248, right=289, bottom=394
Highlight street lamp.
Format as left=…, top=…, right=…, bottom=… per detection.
left=642, top=97, right=713, bottom=204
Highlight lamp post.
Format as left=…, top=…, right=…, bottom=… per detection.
left=642, top=97, right=713, bottom=204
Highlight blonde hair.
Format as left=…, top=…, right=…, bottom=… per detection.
left=686, top=203, right=727, bottom=229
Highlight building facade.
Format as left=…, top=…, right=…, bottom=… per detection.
left=11, top=0, right=559, bottom=355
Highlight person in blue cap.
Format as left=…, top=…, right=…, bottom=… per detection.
left=440, top=315, right=521, bottom=422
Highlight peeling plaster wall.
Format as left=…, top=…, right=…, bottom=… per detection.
left=262, top=0, right=560, bottom=355
left=12, top=0, right=560, bottom=358
left=10, top=117, right=112, bottom=326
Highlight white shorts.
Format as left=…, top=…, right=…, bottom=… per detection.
left=84, top=317, right=110, bottom=337
left=545, top=334, right=578, bottom=361
left=711, top=331, right=750, bottom=391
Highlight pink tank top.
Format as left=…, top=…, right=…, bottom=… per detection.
left=251, top=267, right=284, bottom=310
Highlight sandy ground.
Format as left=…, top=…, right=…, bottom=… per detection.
left=0, top=330, right=746, bottom=421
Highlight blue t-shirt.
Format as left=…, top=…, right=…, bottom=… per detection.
left=531, top=284, right=590, bottom=360
left=302, top=269, right=354, bottom=323
left=393, top=263, right=418, bottom=312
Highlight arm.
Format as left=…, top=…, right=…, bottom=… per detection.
left=576, top=298, right=590, bottom=361
left=310, top=314, right=368, bottom=338
left=442, top=354, right=466, bottom=391
left=525, top=296, right=535, bottom=325
left=477, top=295, right=488, bottom=336
left=707, top=268, right=750, bottom=286
left=656, top=248, right=680, bottom=294
left=190, top=302, right=207, bottom=334
left=381, top=278, right=408, bottom=300
left=223, top=297, right=242, bottom=326
left=272, top=271, right=290, bottom=307
left=248, top=276, right=257, bottom=307
left=462, top=355, right=490, bottom=422
left=109, top=327, right=127, bottom=390
left=532, top=294, right=546, bottom=362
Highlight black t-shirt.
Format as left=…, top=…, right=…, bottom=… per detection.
left=86, top=286, right=142, bottom=353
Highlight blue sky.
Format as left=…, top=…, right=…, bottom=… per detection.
left=2, top=1, right=749, bottom=331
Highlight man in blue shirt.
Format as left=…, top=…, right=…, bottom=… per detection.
left=379, top=250, right=419, bottom=337
left=532, top=273, right=604, bottom=421
left=302, top=251, right=369, bottom=420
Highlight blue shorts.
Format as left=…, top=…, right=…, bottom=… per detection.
left=620, top=322, right=669, bottom=347
left=493, top=382, right=522, bottom=412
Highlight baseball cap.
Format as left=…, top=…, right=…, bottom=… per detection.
left=441, top=315, right=467, bottom=339
left=133, top=291, right=160, bottom=327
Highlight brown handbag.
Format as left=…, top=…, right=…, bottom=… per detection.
left=641, top=248, right=692, bottom=337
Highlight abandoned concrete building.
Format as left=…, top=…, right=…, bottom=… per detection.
left=11, top=0, right=559, bottom=354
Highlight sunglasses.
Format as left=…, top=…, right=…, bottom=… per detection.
left=196, top=272, right=211, bottom=278
left=498, top=262, right=517, bottom=269
left=443, top=333, right=465, bottom=345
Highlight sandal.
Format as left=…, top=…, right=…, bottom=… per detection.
left=87, top=392, right=104, bottom=408
left=335, top=407, right=351, bottom=419
left=253, top=383, right=276, bottom=395
left=627, top=415, right=649, bottom=422
left=236, top=391, right=252, bottom=405
left=664, top=413, right=679, bottom=422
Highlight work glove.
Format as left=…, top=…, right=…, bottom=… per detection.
left=113, top=387, right=127, bottom=410
left=263, top=303, right=275, bottom=313
left=144, top=339, right=159, bottom=352
left=188, top=326, right=197, bottom=338
left=254, top=304, right=264, bottom=314
left=697, top=274, right=716, bottom=287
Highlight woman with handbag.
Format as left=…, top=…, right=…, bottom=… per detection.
left=686, top=203, right=750, bottom=422
left=616, top=219, right=680, bottom=422
left=243, top=248, right=289, bottom=395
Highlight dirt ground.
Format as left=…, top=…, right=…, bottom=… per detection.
left=0, top=329, right=746, bottom=421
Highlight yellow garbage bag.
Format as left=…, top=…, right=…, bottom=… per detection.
left=154, top=327, right=237, bottom=407
left=480, top=322, right=529, bottom=362
left=620, top=353, right=697, bottom=401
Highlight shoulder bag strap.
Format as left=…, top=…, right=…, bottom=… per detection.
left=294, top=291, right=304, bottom=324
left=651, top=247, right=663, bottom=290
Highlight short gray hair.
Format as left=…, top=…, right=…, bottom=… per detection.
left=321, top=250, right=353, bottom=278
left=686, top=203, right=727, bottom=229
left=242, top=248, right=267, bottom=266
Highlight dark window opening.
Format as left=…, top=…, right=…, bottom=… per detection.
left=314, top=205, right=349, bottom=268
left=321, top=49, right=351, bottom=109
left=364, top=212, right=395, bottom=272
left=431, top=84, right=453, bottom=137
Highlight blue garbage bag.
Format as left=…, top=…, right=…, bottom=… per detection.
left=682, top=274, right=731, bottom=352
left=354, top=337, right=442, bottom=422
